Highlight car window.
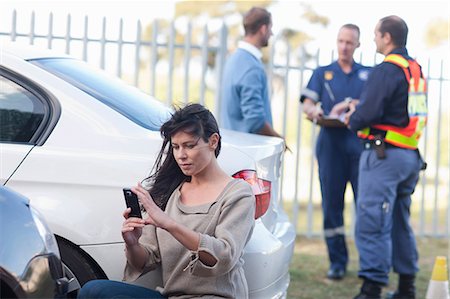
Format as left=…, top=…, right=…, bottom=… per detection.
left=31, top=58, right=170, bottom=131
left=0, top=75, right=46, bottom=143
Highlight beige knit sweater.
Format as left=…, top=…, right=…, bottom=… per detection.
left=123, top=179, right=256, bottom=298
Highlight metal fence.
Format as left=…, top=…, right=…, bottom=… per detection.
left=1, top=11, right=449, bottom=238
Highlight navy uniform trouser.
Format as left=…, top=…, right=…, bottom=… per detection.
left=316, top=128, right=362, bottom=270
left=356, top=147, right=422, bottom=285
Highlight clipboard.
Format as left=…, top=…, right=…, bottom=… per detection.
left=312, top=115, right=346, bottom=128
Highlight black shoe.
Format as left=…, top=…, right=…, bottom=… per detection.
left=354, top=279, right=382, bottom=299
left=385, top=274, right=416, bottom=299
left=327, top=268, right=346, bottom=280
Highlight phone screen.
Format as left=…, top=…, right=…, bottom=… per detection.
left=123, top=188, right=142, bottom=218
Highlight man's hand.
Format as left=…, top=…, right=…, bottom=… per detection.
left=303, top=98, right=323, bottom=121
left=329, top=100, right=350, bottom=117
left=330, top=98, right=360, bottom=117
left=344, top=101, right=357, bottom=127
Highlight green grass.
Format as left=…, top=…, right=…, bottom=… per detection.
left=287, top=237, right=449, bottom=299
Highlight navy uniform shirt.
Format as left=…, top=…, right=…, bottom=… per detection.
left=349, top=48, right=413, bottom=132
left=300, top=61, right=371, bottom=116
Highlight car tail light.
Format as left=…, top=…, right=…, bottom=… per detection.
left=233, top=170, right=271, bottom=219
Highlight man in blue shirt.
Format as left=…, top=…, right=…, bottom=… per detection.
left=300, top=24, right=371, bottom=280
left=220, top=7, right=282, bottom=139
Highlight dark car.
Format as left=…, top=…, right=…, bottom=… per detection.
left=0, top=186, right=68, bottom=298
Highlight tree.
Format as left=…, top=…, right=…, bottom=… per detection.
left=425, top=18, right=449, bottom=48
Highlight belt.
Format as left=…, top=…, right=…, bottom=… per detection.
left=362, top=139, right=426, bottom=169
left=363, top=141, right=399, bottom=150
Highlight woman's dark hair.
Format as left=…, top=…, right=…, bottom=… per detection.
left=379, top=15, right=408, bottom=47
left=143, top=103, right=221, bottom=210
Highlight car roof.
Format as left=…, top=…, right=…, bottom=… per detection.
left=1, top=41, right=70, bottom=60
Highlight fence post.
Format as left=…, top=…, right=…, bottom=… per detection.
left=214, top=22, right=227, bottom=120
left=117, top=18, right=124, bottom=78
left=134, top=20, right=142, bottom=87
left=65, top=14, right=71, bottom=54
left=183, top=21, right=192, bottom=105
left=433, top=60, right=444, bottom=235
left=100, top=17, right=106, bottom=70
left=11, top=10, right=17, bottom=41
left=292, top=46, right=307, bottom=235
left=150, top=20, right=158, bottom=97
left=419, top=58, right=432, bottom=237
left=47, top=13, right=53, bottom=49
left=167, top=21, right=175, bottom=105
left=199, top=24, right=208, bottom=106
left=29, top=11, right=35, bottom=45
left=82, top=16, right=89, bottom=61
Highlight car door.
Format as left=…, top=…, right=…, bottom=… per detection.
left=0, top=67, right=59, bottom=185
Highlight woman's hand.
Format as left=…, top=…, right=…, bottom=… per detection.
left=121, top=208, right=145, bottom=246
left=132, top=183, right=174, bottom=230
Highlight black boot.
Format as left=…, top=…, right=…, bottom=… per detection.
left=385, top=274, right=416, bottom=299
left=354, top=279, right=382, bottom=299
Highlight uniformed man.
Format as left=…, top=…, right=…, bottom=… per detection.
left=300, top=24, right=371, bottom=280
left=345, top=15, right=427, bottom=299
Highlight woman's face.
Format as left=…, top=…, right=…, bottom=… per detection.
left=171, top=130, right=217, bottom=176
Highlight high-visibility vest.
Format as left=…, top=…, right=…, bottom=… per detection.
left=358, top=54, right=427, bottom=149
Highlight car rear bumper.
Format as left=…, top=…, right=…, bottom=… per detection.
left=244, top=214, right=296, bottom=299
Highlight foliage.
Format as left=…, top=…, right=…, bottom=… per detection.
left=425, top=18, right=450, bottom=48
left=174, top=0, right=274, bottom=17
left=139, top=0, right=329, bottom=68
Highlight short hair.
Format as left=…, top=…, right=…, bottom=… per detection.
left=243, top=7, right=271, bottom=36
left=379, top=15, right=408, bottom=47
left=340, top=23, right=360, bottom=40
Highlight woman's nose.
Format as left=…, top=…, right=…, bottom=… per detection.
left=176, top=148, right=187, bottom=159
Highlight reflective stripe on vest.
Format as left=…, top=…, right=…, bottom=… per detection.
left=357, top=54, right=427, bottom=149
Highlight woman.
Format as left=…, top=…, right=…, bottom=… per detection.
left=78, top=103, right=256, bottom=298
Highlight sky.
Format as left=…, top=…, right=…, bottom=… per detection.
left=1, top=0, right=449, bottom=61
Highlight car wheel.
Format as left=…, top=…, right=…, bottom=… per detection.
left=57, top=238, right=107, bottom=297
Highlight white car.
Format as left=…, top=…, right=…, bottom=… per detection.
left=0, top=42, right=295, bottom=298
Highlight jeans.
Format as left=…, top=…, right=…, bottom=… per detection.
left=77, top=280, right=167, bottom=299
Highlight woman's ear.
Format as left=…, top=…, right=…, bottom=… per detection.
left=209, top=133, right=220, bottom=150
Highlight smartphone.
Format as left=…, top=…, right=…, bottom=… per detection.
left=123, top=188, right=142, bottom=218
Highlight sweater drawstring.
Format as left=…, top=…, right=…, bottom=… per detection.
left=183, top=251, right=199, bottom=273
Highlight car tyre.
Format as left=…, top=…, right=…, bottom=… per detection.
left=57, top=238, right=107, bottom=297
